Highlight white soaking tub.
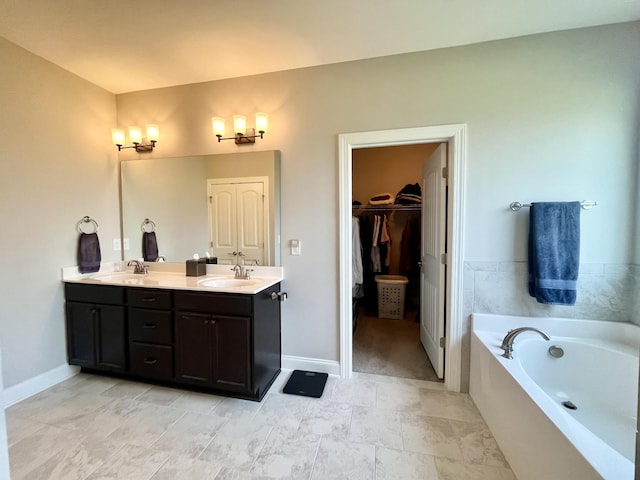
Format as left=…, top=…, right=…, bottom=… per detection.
left=469, top=313, right=639, bottom=480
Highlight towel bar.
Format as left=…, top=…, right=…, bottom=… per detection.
left=509, top=200, right=597, bottom=212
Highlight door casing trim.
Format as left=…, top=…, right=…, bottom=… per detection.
left=338, top=124, right=467, bottom=392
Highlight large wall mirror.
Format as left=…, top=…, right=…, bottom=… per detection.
left=121, top=150, right=281, bottom=265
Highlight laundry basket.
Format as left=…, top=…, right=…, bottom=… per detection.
left=375, top=275, right=409, bottom=319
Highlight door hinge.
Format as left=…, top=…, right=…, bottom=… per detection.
left=208, top=195, right=212, bottom=203
left=442, top=167, right=448, bottom=179
left=440, top=253, right=447, bottom=265
left=439, top=337, right=446, bottom=348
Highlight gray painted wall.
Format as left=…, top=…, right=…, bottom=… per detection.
left=0, top=38, right=119, bottom=388
left=0, top=21, right=638, bottom=390
left=116, top=22, right=640, bottom=381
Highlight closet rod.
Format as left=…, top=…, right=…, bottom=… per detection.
left=352, top=204, right=421, bottom=212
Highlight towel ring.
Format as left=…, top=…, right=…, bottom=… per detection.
left=77, top=216, right=99, bottom=234
left=141, top=218, right=156, bottom=233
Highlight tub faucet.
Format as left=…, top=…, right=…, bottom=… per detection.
left=500, top=327, right=550, bottom=359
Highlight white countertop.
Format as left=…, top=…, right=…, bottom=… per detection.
left=62, top=262, right=283, bottom=295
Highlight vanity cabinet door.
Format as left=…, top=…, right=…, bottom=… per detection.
left=66, top=302, right=96, bottom=368
left=95, top=304, right=127, bottom=371
left=212, top=315, right=251, bottom=392
left=66, top=301, right=127, bottom=372
left=175, top=312, right=214, bottom=385
left=174, top=311, right=251, bottom=392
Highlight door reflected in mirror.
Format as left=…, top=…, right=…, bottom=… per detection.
left=121, top=150, right=280, bottom=265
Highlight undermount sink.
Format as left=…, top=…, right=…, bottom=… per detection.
left=197, top=278, right=259, bottom=288
left=91, top=273, right=144, bottom=282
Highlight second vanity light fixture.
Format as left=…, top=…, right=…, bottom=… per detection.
left=212, top=113, right=268, bottom=144
left=112, top=125, right=159, bottom=152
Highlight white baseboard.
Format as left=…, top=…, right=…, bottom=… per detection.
left=3, top=364, right=80, bottom=408
left=281, top=355, right=340, bottom=376
left=3, top=358, right=339, bottom=408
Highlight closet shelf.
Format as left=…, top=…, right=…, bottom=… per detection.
left=352, top=204, right=421, bottom=212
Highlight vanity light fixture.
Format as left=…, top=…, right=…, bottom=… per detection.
left=212, top=113, right=268, bottom=145
left=112, top=124, right=159, bottom=152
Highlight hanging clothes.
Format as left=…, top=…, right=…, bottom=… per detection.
left=380, top=214, right=391, bottom=269
left=352, top=216, right=364, bottom=294
left=371, top=215, right=381, bottom=272
left=400, top=215, right=421, bottom=274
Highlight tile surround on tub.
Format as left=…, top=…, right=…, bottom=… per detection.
left=464, top=261, right=635, bottom=323
left=458, top=260, right=638, bottom=391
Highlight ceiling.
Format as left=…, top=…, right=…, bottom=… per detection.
left=1, top=0, right=638, bottom=94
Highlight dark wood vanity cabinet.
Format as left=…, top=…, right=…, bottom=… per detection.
left=174, top=284, right=281, bottom=399
left=65, top=283, right=127, bottom=372
left=64, top=281, right=281, bottom=401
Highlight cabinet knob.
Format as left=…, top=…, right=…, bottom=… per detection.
left=143, top=358, right=157, bottom=365
left=143, top=323, right=156, bottom=329
left=141, top=298, right=156, bottom=302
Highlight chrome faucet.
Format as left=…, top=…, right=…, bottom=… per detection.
left=500, top=327, right=550, bottom=359
left=127, top=259, right=148, bottom=275
left=231, top=263, right=252, bottom=279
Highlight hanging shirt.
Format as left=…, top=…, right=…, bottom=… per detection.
left=371, top=215, right=381, bottom=272
left=352, top=216, right=364, bottom=287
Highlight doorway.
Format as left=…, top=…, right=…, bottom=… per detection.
left=338, top=124, right=467, bottom=392
left=351, top=143, right=443, bottom=382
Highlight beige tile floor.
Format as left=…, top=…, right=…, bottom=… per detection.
left=6, top=372, right=516, bottom=480
left=353, top=308, right=441, bottom=382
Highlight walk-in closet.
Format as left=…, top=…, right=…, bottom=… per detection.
left=352, top=143, right=444, bottom=382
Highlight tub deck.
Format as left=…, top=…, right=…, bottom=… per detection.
left=469, top=313, right=638, bottom=480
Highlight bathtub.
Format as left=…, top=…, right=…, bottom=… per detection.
left=469, top=313, right=639, bottom=480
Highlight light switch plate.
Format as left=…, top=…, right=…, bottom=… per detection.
left=290, top=239, right=301, bottom=255
left=112, top=238, right=121, bottom=251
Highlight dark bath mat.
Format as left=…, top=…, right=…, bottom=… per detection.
left=282, top=370, right=328, bottom=398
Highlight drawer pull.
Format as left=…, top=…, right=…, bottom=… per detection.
left=143, top=358, right=157, bottom=365
left=141, top=298, right=157, bottom=302
left=143, top=323, right=157, bottom=329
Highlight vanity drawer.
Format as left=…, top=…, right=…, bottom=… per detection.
left=130, top=343, right=173, bottom=381
left=65, top=283, right=126, bottom=305
left=128, top=288, right=172, bottom=309
left=129, top=309, right=173, bottom=344
left=174, top=291, right=251, bottom=316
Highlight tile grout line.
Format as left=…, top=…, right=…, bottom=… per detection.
left=307, top=435, right=323, bottom=480
left=195, top=414, right=231, bottom=461
left=246, top=425, right=275, bottom=475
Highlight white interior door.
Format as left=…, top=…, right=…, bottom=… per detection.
left=208, top=184, right=238, bottom=264
left=420, top=144, right=447, bottom=379
left=208, top=178, right=267, bottom=266
left=235, top=182, right=265, bottom=266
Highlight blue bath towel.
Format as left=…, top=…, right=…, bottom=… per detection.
left=528, top=202, right=580, bottom=305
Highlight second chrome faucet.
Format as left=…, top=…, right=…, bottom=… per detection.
left=500, top=327, right=550, bottom=359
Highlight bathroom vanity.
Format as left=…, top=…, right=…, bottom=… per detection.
left=63, top=266, right=283, bottom=401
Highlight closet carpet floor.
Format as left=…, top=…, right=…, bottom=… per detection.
left=353, top=308, right=441, bottom=383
